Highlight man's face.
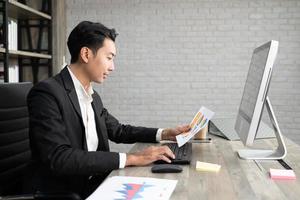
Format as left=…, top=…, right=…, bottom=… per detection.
left=85, top=38, right=116, bottom=83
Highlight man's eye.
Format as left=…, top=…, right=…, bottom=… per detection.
left=107, top=57, right=112, bottom=60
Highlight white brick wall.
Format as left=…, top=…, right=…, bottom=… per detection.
left=66, top=0, right=300, bottom=151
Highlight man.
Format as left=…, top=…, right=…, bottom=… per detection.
left=27, top=21, right=190, bottom=198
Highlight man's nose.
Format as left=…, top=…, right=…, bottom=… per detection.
left=109, top=62, right=115, bottom=71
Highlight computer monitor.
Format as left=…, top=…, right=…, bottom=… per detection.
left=235, top=40, right=287, bottom=160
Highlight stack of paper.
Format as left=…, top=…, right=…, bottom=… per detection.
left=269, top=168, right=296, bottom=180
left=196, top=161, right=221, bottom=172
left=176, top=106, right=215, bottom=147
left=87, top=176, right=177, bottom=200
left=8, top=18, right=18, bottom=50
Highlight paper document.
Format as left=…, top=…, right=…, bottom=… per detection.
left=86, top=176, right=177, bottom=200
left=196, top=161, right=221, bottom=172
left=176, top=106, right=215, bottom=147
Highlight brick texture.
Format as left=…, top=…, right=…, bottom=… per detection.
left=65, top=0, right=300, bottom=151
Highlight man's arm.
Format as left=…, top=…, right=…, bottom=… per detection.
left=103, top=108, right=158, bottom=144
left=27, top=82, right=121, bottom=176
left=101, top=106, right=191, bottom=167
left=103, top=107, right=190, bottom=144
left=124, top=125, right=191, bottom=166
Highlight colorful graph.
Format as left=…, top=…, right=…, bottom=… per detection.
left=86, top=176, right=177, bottom=200
left=116, top=182, right=153, bottom=200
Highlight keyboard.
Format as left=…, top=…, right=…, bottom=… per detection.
left=154, top=142, right=192, bottom=165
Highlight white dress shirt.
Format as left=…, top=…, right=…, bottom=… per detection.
left=68, top=67, right=163, bottom=168
left=68, top=67, right=99, bottom=151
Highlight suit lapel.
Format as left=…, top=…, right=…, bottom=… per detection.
left=68, top=89, right=83, bottom=120
left=60, top=66, right=82, bottom=120
left=92, top=94, right=109, bottom=151
left=60, top=66, right=87, bottom=150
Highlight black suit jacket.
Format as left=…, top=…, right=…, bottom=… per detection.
left=27, top=66, right=158, bottom=197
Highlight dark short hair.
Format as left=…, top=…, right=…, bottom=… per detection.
left=67, top=21, right=118, bottom=63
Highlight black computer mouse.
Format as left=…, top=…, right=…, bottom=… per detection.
left=151, top=164, right=183, bottom=173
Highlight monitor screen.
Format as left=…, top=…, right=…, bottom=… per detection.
left=239, top=45, right=270, bottom=123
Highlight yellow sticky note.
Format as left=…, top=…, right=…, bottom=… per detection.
left=196, top=161, right=221, bottom=172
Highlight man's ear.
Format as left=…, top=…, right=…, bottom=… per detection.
left=80, top=47, right=90, bottom=63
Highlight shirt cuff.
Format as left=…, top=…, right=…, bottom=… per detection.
left=119, top=153, right=127, bottom=169
left=156, top=128, right=164, bottom=142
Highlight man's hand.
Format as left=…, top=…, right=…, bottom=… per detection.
left=161, top=124, right=191, bottom=141
left=124, top=124, right=190, bottom=167
left=125, top=146, right=175, bottom=167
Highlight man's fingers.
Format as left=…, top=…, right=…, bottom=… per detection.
left=146, top=146, right=175, bottom=165
left=182, top=124, right=191, bottom=131
left=177, top=124, right=191, bottom=132
left=158, top=146, right=175, bottom=159
left=184, top=124, right=191, bottom=129
left=156, top=154, right=172, bottom=163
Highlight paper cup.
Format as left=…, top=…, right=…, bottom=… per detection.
left=194, top=124, right=208, bottom=140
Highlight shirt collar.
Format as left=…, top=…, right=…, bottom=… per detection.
left=67, top=66, right=94, bottom=101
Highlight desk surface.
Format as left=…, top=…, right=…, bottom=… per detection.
left=108, top=134, right=300, bottom=200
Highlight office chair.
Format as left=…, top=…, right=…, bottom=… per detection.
left=0, top=83, right=81, bottom=200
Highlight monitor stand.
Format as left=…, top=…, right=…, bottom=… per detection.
left=238, top=96, right=287, bottom=160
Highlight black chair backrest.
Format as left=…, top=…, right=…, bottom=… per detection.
left=0, top=82, right=33, bottom=195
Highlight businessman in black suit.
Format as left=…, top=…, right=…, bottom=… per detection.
left=27, top=21, right=190, bottom=198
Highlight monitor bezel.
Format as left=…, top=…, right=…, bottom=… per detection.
left=235, top=40, right=279, bottom=146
